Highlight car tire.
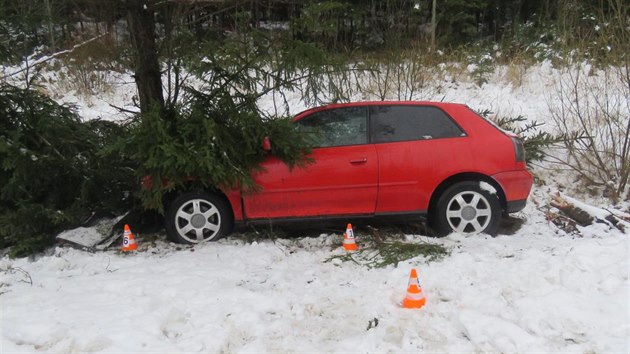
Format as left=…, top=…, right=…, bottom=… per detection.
left=165, top=192, right=233, bottom=244
left=431, top=181, right=501, bottom=236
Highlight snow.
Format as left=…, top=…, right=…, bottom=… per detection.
left=1, top=187, right=628, bottom=353
left=479, top=181, right=497, bottom=195
left=55, top=227, right=107, bottom=249
left=560, top=193, right=618, bottom=223
left=2, top=56, right=629, bottom=353
left=4, top=56, right=622, bottom=135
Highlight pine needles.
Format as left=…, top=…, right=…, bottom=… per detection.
left=326, top=226, right=449, bottom=268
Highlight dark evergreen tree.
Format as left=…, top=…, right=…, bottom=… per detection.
left=0, top=84, right=136, bottom=256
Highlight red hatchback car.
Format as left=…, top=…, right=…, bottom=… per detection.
left=163, top=101, right=533, bottom=243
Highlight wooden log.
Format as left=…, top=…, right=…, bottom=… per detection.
left=550, top=194, right=594, bottom=226
left=549, top=193, right=625, bottom=232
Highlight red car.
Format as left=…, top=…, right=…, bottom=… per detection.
left=163, top=101, right=533, bottom=243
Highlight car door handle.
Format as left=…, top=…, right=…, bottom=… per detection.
left=349, top=158, right=368, bottom=164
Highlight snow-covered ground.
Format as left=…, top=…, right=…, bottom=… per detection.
left=2, top=60, right=629, bottom=352
left=1, top=186, right=628, bottom=353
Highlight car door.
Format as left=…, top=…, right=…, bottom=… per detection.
left=243, top=106, right=378, bottom=219
left=370, top=105, right=471, bottom=214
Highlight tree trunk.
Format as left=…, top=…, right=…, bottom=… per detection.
left=431, top=0, right=437, bottom=48
left=126, top=0, right=165, bottom=116
left=44, top=0, right=55, bottom=49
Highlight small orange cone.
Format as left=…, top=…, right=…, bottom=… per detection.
left=343, top=223, right=358, bottom=251
left=402, top=268, right=426, bottom=309
left=121, top=224, right=138, bottom=252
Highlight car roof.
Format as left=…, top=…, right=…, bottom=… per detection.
left=293, top=101, right=469, bottom=120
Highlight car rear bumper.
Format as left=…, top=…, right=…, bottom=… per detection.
left=492, top=169, right=534, bottom=211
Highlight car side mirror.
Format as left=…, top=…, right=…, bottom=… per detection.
left=262, top=136, right=272, bottom=152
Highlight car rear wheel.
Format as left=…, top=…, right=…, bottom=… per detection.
left=165, top=192, right=233, bottom=244
left=431, top=181, right=501, bottom=236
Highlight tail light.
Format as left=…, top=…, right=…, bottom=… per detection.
left=511, top=137, right=525, bottom=162
left=141, top=175, right=154, bottom=190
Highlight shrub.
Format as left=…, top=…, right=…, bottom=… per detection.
left=548, top=64, right=630, bottom=202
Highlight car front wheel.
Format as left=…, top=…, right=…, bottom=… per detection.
left=165, top=192, right=233, bottom=244
left=431, top=181, right=501, bottom=236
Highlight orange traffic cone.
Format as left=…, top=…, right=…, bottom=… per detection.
left=343, top=223, right=358, bottom=251
left=402, top=268, right=426, bottom=309
left=121, top=224, right=138, bottom=252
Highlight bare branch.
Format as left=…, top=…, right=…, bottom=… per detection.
left=1, top=33, right=109, bottom=81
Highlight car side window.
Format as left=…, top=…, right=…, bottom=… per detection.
left=370, top=106, right=465, bottom=143
left=296, top=107, right=368, bottom=148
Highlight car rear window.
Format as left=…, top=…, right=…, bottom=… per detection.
left=370, top=105, right=465, bottom=143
